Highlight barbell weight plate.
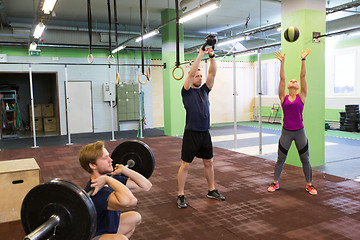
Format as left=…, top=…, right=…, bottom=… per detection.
left=21, top=178, right=96, bottom=240
left=111, top=140, right=155, bottom=179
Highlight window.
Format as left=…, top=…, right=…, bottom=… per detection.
left=274, top=61, right=280, bottom=95
left=334, top=53, right=356, bottom=94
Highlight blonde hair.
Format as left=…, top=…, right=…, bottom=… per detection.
left=79, top=141, right=105, bottom=173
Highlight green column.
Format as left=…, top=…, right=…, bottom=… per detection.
left=281, top=0, right=326, bottom=167
left=161, top=9, right=185, bottom=136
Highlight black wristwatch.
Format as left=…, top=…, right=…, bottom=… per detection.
left=302, top=58, right=306, bottom=60
left=209, top=54, right=215, bottom=58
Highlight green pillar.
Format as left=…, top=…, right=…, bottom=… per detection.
left=281, top=0, right=326, bottom=167
left=161, top=9, right=185, bottom=136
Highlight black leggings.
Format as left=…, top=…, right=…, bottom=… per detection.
left=274, top=127, right=312, bottom=183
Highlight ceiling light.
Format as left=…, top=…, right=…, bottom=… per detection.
left=217, top=36, right=246, bottom=47
left=33, top=23, right=45, bottom=39
left=112, top=45, right=126, bottom=54
left=135, top=29, right=160, bottom=42
left=29, top=42, right=37, bottom=51
left=179, top=0, right=221, bottom=23
left=42, top=0, right=57, bottom=14
left=347, top=31, right=360, bottom=38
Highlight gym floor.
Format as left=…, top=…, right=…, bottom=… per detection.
left=1, top=124, right=360, bottom=239
left=210, top=122, right=360, bottom=181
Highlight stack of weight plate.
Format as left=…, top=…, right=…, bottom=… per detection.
left=344, top=104, right=359, bottom=132
left=339, top=111, right=346, bottom=131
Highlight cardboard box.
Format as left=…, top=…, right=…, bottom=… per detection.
left=0, top=158, right=40, bottom=223
left=30, top=117, right=43, bottom=131
left=42, top=104, right=54, bottom=117
left=29, top=104, right=42, bottom=118
left=43, top=117, right=57, bottom=132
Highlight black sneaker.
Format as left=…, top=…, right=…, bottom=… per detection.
left=207, top=189, right=225, bottom=201
left=177, top=195, right=187, bottom=208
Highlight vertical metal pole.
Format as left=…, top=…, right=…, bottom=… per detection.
left=233, top=54, right=237, bottom=149
left=64, top=65, right=72, bottom=145
left=29, top=64, right=38, bottom=148
left=109, top=65, right=115, bottom=141
left=258, top=49, right=262, bottom=155
left=138, top=83, right=143, bottom=139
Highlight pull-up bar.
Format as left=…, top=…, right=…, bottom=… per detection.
left=0, top=62, right=164, bottom=67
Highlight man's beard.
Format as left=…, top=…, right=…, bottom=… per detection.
left=193, top=82, right=201, bottom=87
left=99, top=166, right=113, bottom=175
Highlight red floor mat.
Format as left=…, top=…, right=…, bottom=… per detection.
left=1, top=136, right=359, bottom=239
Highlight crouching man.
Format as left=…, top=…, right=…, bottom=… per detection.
left=79, top=141, right=152, bottom=240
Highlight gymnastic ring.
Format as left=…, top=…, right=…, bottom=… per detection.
left=146, top=66, right=151, bottom=79
left=138, top=73, right=149, bottom=85
left=116, top=72, right=120, bottom=84
left=172, top=66, right=184, bottom=80
left=107, top=55, right=115, bottom=64
left=87, top=54, right=94, bottom=64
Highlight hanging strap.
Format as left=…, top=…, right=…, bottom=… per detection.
left=171, top=0, right=184, bottom=80
left=107, top=0, right=112, bottom=55
left=140, top=0, right=145, bottom=75
left=137, top=0, right=148, bottom=84
left=175, top=0, right=180, bottom=68
left=87, top=0, right=94, bottom=63
left=113, top=0, right=120, bottom=73
left=107, top=0, right=115, bottom=64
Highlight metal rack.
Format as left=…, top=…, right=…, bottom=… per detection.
left=0, top=90, right=18, bottom=139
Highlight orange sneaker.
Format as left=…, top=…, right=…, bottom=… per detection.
left=267, top=183, right=279, bottom=192
left=306, top=185, right=318, bottom=195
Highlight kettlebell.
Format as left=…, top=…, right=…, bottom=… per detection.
left=202, top=34, right=217, bottom=51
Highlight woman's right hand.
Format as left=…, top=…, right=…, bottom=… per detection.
left=275, top=51, right=286, bottom=62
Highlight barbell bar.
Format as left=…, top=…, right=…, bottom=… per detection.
left=87, top=159, right=136, bottom=196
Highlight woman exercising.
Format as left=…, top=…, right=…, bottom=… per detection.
left=267, top=49, right=317, bottom=195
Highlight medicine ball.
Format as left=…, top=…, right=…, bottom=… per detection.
left=284, top=26, right=300, bottom=42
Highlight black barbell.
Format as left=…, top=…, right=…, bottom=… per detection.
left=21, top=140, right=155, bottom=240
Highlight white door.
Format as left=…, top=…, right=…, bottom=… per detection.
left=67, top=81, right=93, bottom=134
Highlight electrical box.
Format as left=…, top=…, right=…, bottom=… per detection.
left=116, top=83, right=140, bottom=121
left=103, top=83, right=116, bottom=101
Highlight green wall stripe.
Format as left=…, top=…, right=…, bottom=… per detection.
left=256, top=106, right=344, bottom=122
left=256, top=106, right=283, bottom=117
left=0, top=46, right=162, bottom=59
left=325, top=109, right=344, bottom=121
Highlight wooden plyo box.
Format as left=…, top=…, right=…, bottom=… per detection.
left=0, top=158, right=40, bottom=223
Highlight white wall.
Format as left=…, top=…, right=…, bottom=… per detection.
left=0, top=55, right=155, bottom=135
left=150, top=59, right=255, bottom=128
left=254, top=43, right=360, bottom=112
left=325, top=43, right=360, bottom=109
left=210, top=61, right=255, bottom=123
left=150, top=60, right=164, bottom=128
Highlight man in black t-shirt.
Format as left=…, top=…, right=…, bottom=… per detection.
left=177, top=46, right=225, bottom=209
left=79, top=141, right=152, bottom=239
